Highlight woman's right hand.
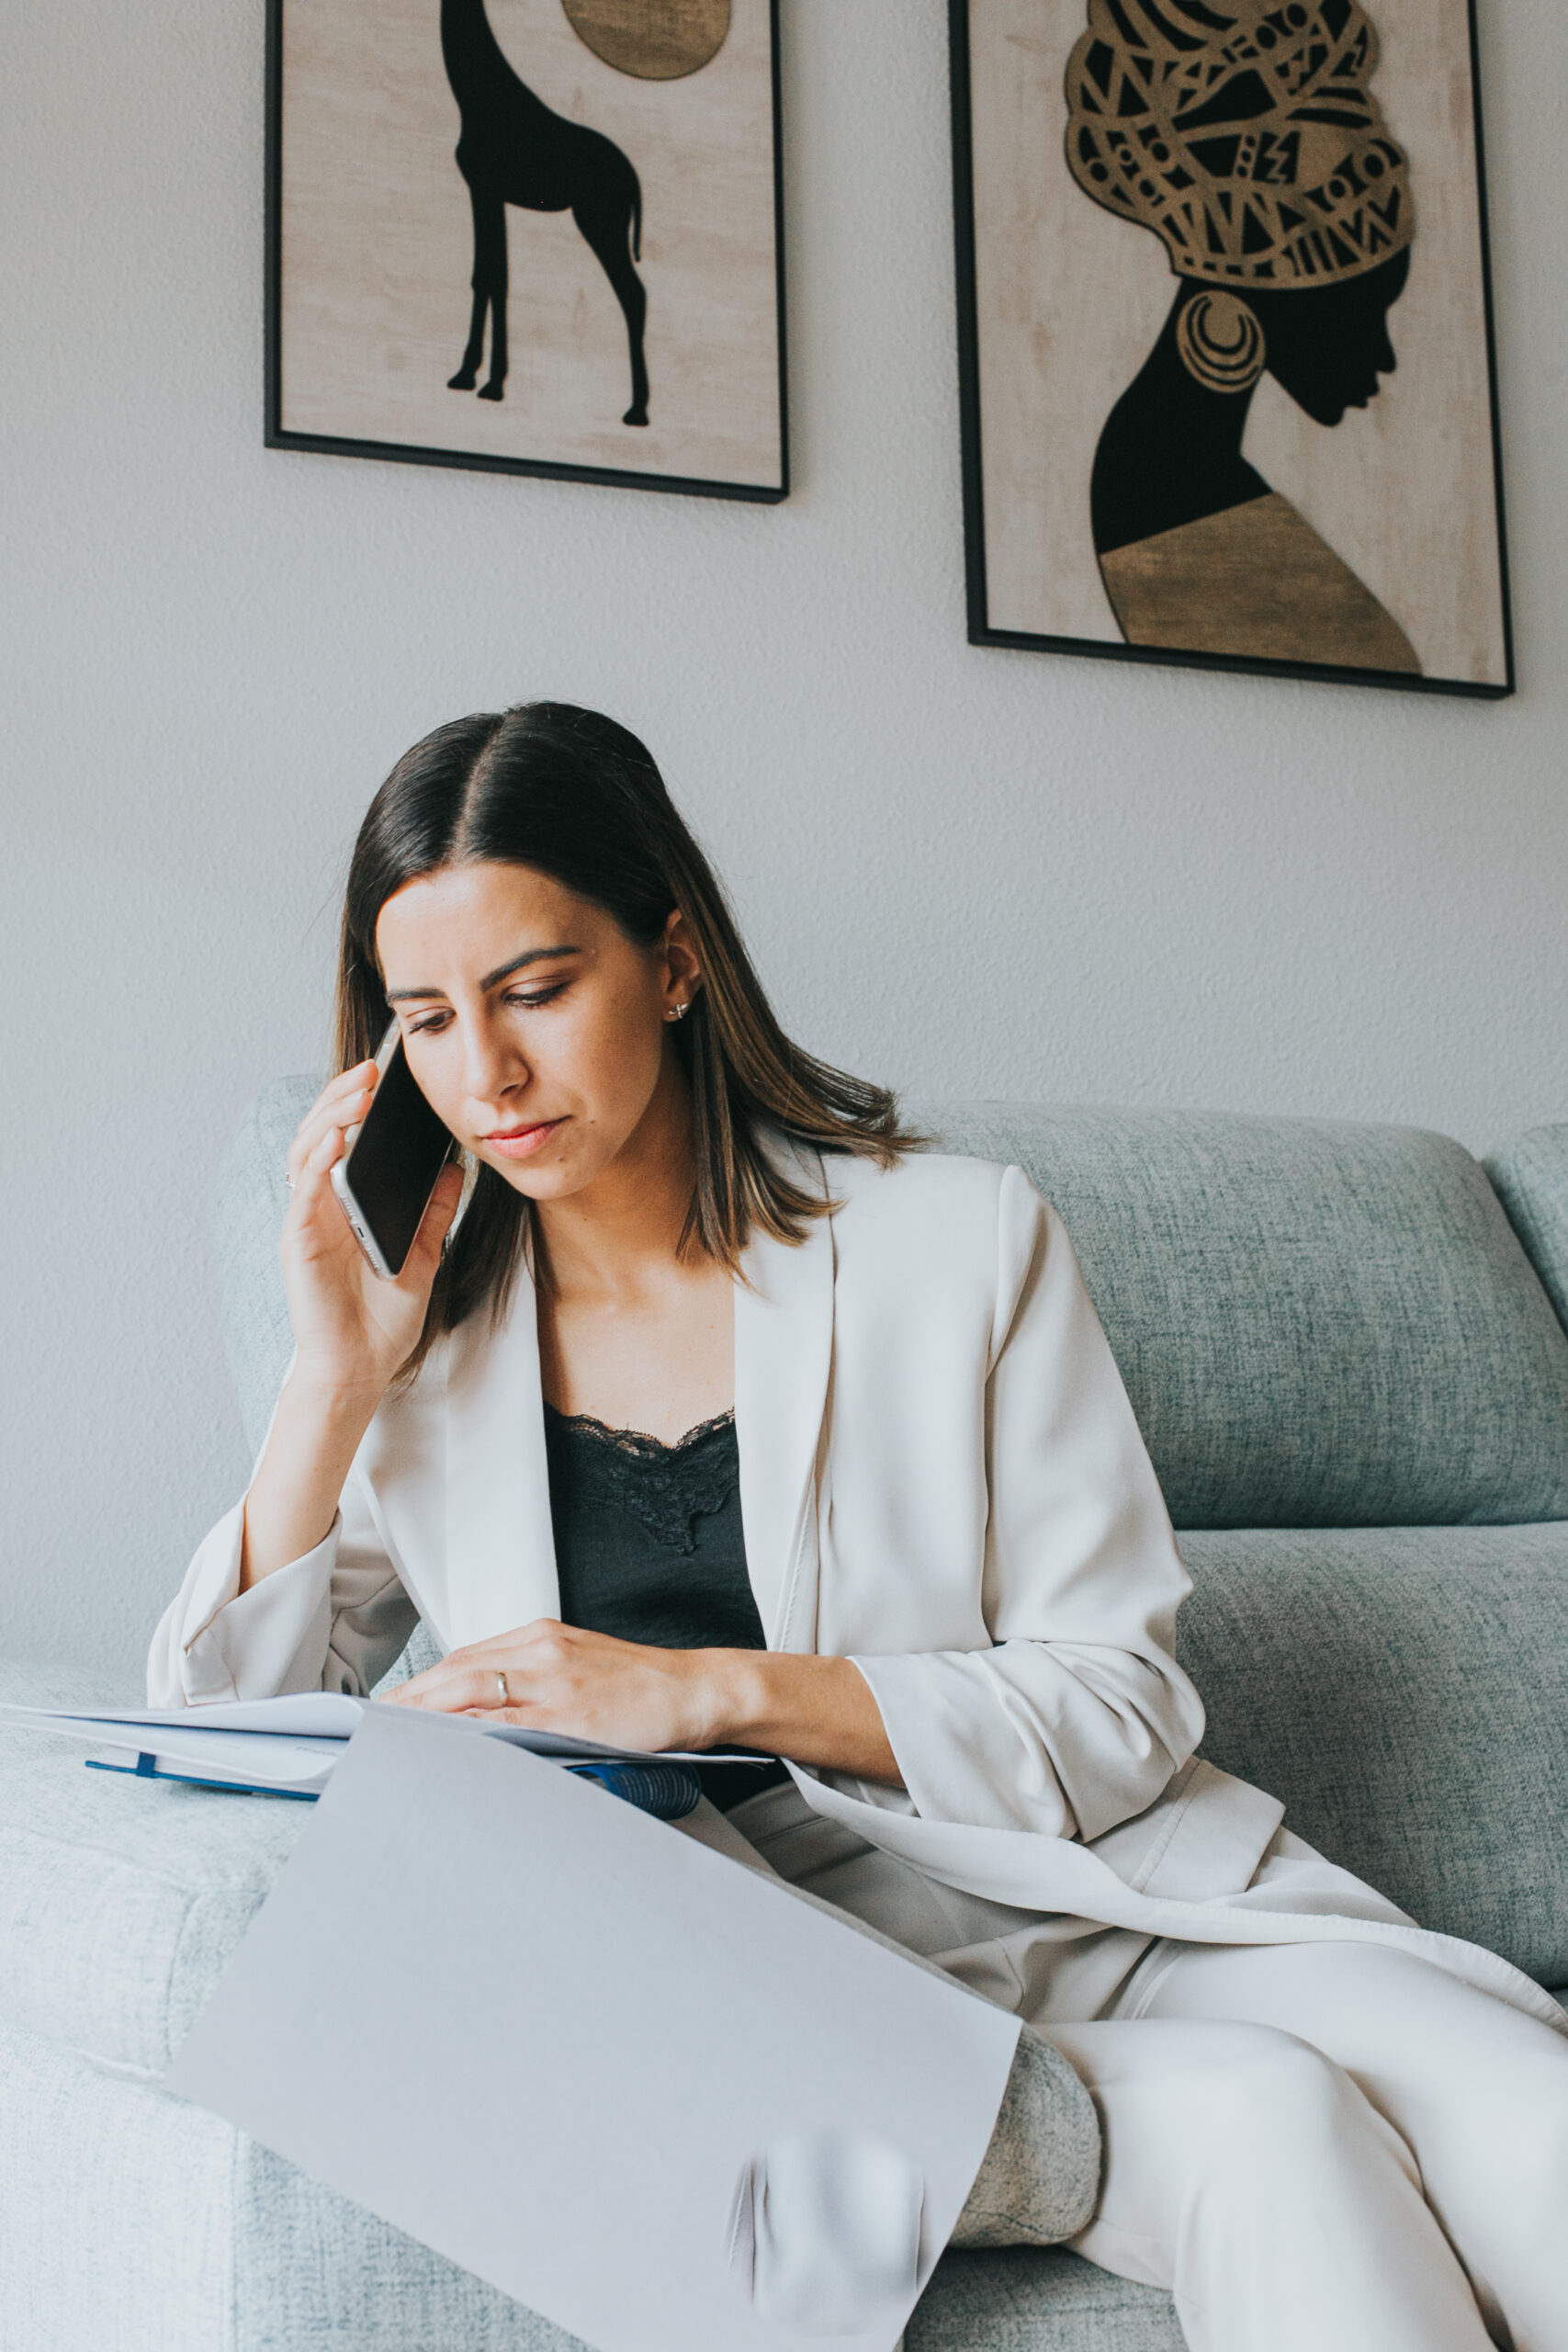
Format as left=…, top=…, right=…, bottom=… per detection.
left=238, top=1065, right=466, bottom=1590
left=280, top=1061, right=466, bottom=1402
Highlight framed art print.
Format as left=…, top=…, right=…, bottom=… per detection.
left=266, top=0, right=785, bottom=501
left=951, top=0, right=1513, bottom=694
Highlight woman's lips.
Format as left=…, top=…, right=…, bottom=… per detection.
left=481, top=1118, right=564, bottom=1160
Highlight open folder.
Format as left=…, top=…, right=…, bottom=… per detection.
left=161, top=1705, right=1021, bottom=2352
left=0, top=1694, right=766, bottom=1799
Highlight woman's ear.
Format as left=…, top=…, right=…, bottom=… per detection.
left=660, top=908, right=703, bottom=1016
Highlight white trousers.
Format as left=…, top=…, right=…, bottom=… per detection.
left=1048, top=1939, right=1568, bottom=2352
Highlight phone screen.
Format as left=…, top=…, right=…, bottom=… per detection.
left=339, top=1036, right=455, bottom=1278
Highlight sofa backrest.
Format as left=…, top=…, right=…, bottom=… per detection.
left=913, top=1102, right=1568, bottom=1530
left=214, top=1080, right=316, bottom=1460
left=218, top=1083, right=1568, bottom=1531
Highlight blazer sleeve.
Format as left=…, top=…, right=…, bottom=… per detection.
left=849, top=1166, right=1206, bottom=1843
left=145, top=1380, right=420, bottom=1706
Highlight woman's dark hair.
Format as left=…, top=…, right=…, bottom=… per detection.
left=335, top=702, right=919, bottom=1379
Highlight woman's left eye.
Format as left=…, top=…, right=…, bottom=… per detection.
left=505, top=982, right=569, bottom=1010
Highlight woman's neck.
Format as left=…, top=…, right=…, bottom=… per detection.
left=531, top=1058, right=734, bottom=1442
left=532, top=1057, right=701, bottom=1305
left=1091, top=291, right=1271, bottom=557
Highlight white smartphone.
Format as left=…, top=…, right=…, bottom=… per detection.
left=329, top=1020, right=457, bottom=1280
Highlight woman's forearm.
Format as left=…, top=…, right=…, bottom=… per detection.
left=239, top=1374, right=385, bottom=1590
left=706, top=1651, right=902, bottom=1786
left=387, top=1623, right=904, bottom=1779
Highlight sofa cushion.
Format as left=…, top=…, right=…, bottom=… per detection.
left=0, top=2011, right=593, bottom=2352
left=917, top=1102, right=1568, bottom=1529
left=0, top=1659, right=313, bottom=2077
left=1484, top=1123, right=1568, bottom=1337
left=908, top=2249, right=1183, bottom=2351
left=1177, top=1523, right=1568, bottom=1984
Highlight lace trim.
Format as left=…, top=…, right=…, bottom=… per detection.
left=543, top=1405, right=739, bottom=1555
left=546, top=1407, right=736, bottom=1456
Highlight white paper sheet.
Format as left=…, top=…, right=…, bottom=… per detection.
left=0, top=1694, right=764, bottom=1781
left=164, top=1706, right=1019, bottom=2352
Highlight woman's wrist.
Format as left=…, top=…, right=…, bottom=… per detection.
left=697, top=1650, right=901, bottom=1786
left=696, top=1648, right=773, bottom=1750
left=283, top=1360, right=393, bottom=1419
left=238, top=1373, right=383, bottom=1591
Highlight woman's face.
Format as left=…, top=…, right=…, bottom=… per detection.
left=1257, top=248, right=1411, bottom=427
left=375, top=860, right=695, bottom=1204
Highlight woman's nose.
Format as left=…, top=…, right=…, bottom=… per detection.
left=460, top=1015, right=528, bottom=1104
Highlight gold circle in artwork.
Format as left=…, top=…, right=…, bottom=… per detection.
left=561, top=0, right=731, bottom=80
left=1176, top=293, right=1267, bottom=395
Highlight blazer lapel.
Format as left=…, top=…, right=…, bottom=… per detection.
left=443, top=1261, right=560, bottom=1651
left=735, top=1156, right=837, bottom=1653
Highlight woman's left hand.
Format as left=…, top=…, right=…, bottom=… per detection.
left=381, top=1621, right=903, bottom=1782
left=383, top=1619, right=720, bottom=1755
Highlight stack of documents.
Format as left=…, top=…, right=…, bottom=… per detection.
left=0, top=1694, right=760, bottom=1799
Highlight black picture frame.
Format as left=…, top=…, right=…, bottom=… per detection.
left=949, top=0, right=1514, bottom=697
left=265, top=0, right=787, bottom=504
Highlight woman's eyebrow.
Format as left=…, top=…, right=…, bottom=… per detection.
left=386, top=946, right=582, bottom=1004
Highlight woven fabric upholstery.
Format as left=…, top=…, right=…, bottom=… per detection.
left=1484, top=1124, right=1568, bottom=1335
left=0, top=2017, right=589, bottom=2352
left=0, top=2017, right=247, bottom=2352
left=908, top=2250, right=1183, bottom=2351
left=914, top=1102, right=1568, bottom=1530
left=1177, top=1524, right=1568, bottom=1984
left=0, top=1659, right=311, bottom=2077
left=212, top=1079, right=312, bottom=1456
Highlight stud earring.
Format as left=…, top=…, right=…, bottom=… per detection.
left=665, top=1001, right=690, bottom=1021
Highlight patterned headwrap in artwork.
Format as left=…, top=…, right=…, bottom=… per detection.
left=1065, top=0, right=1414, bottom=288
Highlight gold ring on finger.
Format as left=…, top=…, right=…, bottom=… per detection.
left=496, top=1669, right=510, bottom=1704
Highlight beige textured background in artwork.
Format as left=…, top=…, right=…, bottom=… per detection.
left=279, top=0, right=779, bottom=485
left=971, top=0, right=1507, bottom=686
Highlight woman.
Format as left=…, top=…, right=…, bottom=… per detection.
left=152, top=703, right=1567, bottom=2352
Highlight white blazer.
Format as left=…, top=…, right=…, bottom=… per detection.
left=149, top=1146, right=1564, bottom=2033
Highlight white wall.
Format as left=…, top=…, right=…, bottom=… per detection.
left=4, top=1, right=1565, bottom=1681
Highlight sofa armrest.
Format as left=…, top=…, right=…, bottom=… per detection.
left=0, top=1659, right=311, bottom=2077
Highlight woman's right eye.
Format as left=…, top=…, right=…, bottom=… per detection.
left=503, top=981, right=570, bottom=1011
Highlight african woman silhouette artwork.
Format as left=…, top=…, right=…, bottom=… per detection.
left=1066, top=0, right=1420, bottom=673
left=442, top=0, right=649, bottom=424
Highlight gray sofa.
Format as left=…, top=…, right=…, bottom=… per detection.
left=4, top=1086, right=1567, bottom=2352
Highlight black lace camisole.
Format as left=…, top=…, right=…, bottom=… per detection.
left=541, top=1403, right=788, bottom=1813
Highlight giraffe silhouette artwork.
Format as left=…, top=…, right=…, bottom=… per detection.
left=440, top=0, right=649, bottom=424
